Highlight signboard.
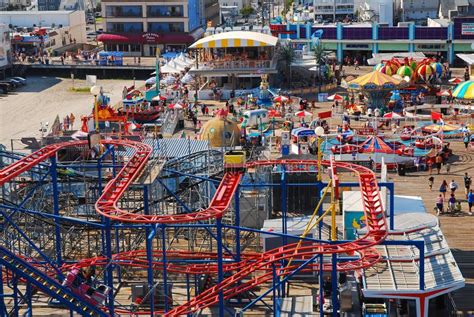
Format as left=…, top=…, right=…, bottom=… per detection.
left=86, top=75, right=97, bottom=87
left=142, top=32, right=160, bottom=43
left=318, top=93, right=328, bottom=102
left=461, top=23, right=474, bottom=35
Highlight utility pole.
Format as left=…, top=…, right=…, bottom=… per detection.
left=333, top=0, right=336, bottom=22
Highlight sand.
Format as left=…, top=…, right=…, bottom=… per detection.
left=0, top=76, right=144, bottom=149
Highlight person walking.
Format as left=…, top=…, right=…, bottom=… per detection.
left=435, top=155, right=443, bottom=174
left=463, top=133, right=470, bottom=150
left=468, top=189, right=474, bottom=215
left=435, top=194, right=444, bottom=215
left=69, top=113, right=75, bottom=129
left=448, top=194, right=456, bottom=213
left=464, top=172, right=471, bottom=197
left=439, top=180, right=448, bottom=199
left=449, top=179, right=458, bottom=195
left=428, top=176, right=434, bottom=190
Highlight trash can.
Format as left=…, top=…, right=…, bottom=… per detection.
left=398, top=164, right=406, bottom=176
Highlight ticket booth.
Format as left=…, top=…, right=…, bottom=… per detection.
left=290, top=128, right=315, bottom=155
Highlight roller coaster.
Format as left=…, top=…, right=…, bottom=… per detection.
left=0, top=138, right=431, bottom=316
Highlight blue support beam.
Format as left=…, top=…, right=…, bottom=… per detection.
left=216, top=218, right=224, bottom=317
left=50, top=157, right=62, bottom=267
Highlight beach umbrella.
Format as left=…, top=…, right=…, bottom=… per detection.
left=436, top=90, right=451, bottom=97
left=449, top=77, right=462, bottom=84
left=274, top=95, right=289, bottom=103
left=295, top=110, right=312, bottom=117
left=417, top=64, right=434, bottom=82
left=383, top=112, right=402, bottom=119
left=430, top=62, right=445, bottom=78
left=397, top=65, right=413, bottom=78
left=268, top=109, right=282, bottom=118
left=152, top=95, right=167, bottom=101
left=452, top=80, right=474, bottom=100
left=327, top=93, right=344, bottom=101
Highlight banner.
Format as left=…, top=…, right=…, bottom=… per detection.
left=318, top=110, right=332, bottom=119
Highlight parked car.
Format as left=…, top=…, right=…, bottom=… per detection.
left=0, top=82, right=11, bottom=94
left=1, top=79, right=19, bottom=89
left=11, top=77, right=26, bottom=85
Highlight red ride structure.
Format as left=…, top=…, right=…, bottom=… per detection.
left=0, top=139, right=431, bottom=316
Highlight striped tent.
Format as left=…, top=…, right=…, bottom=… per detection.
left=348, top=70, right=403, bottom=90
left=359, top=136, right=396, bottom=153
left=189, top=31, right=278, bottom=49
left=452, top=80, right=474, bottom=100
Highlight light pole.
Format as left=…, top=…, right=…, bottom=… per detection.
left=155, top=47, right=161, bottom=96
left=315, top=126, right=324, bottom=181
left=90, top=85, right=101, bottom=131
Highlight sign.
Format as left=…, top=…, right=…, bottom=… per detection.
left=461, top=23, right=474, bottom=35
left=142, top=32, right=160, bottom=43
left=281, top=131, right=290, bottom=145
left=318, top=93, right=328, bottom=102
left=86, top=75, right=97, bottom=87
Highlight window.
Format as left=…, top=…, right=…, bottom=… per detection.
left=148, top=22, right=184, bottom=33
left=106, top=5, right=142, bottom=17
left=130, top=44, right=141, bottom=52
left=106, top=22, right=143, bottom=33
left=117, top=44, right=129, bottom=52
left=147, top=5, right=183, bottom=17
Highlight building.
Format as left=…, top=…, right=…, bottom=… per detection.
left=0, top=0, right=31, bottom=10
left=38, top=0, right=61, bottom=10
left=270, top=16, right=474, bottom=64
left=396, top=0, right=439, bottom=24
left=359, top=0, right=393, bottom=26
left=98, top=0, right=215, bottom=57
left=313, top=0, right=355, bottom=21
left=439, top=0, right=474, bottom=20
left=0, top=11, right=87, bottom=54
left=0, top=23, right=12, bottom=72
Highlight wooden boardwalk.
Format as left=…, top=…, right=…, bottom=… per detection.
left=387, top=141, right=474, bottom=312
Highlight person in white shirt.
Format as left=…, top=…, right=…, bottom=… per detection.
left=449, top=180, right=458, bottom=194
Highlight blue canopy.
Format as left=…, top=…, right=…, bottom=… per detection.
left=291, top=128, right=315, bottom=137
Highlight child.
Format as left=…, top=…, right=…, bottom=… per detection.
left=428, top=176, right=434, bottom=190
left=448, top=194, right=456, bottom=213
left=435, top=194, right=444, bottom=215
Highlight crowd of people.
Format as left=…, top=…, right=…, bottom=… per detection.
left=432, top=173, right=473, bottom=216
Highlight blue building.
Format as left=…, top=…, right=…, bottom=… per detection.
left=271, top=16, right=474, bottom=64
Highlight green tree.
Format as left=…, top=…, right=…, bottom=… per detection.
left=240, top=5, right=254, bottom=17
left=277, top=44, right=295, bottom=87
left=314, top=44, right=329, bottom=91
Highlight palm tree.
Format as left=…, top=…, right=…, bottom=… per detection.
left=314, top=44, right=329, bottom=92
left=277, top=44, right=295, bottom=88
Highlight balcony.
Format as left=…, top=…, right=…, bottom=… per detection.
left=190, top=57, right=277, bottom=74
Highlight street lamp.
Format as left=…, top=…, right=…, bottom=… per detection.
left=90, top=85, right=101, bottom=131
left=315, top=126, right=325, bottom=181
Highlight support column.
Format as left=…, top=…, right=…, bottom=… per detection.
left=447, top=23, right=455, bottom=65
left=336, top=23, right=343, bottom=63
left=216, top=218, right=224, bottom=316
left=50, top=157, right=62, bottom=267
left=144, top=185, right=155, bottom=315
left=331, top=253, right=338, bottom=317
left=161, top=224, right=169, bottom=313
left=234, top=186, right=241, bottom=262
left=409, top=23, right=415, bottom=52
left=372, top=23, right=379, bottom=55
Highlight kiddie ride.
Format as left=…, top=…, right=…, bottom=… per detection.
left=331, top=135, right=414, bottom=157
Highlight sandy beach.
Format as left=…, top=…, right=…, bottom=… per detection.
left=0, top=76, right=143, bottom=149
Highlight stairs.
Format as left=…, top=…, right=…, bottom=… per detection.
left=0, top=247, right=108, bottom=317
left=161, top=111, right=179, bottom=136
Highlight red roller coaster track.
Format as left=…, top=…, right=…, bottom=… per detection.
left=0, top=141, right=388, bottom=316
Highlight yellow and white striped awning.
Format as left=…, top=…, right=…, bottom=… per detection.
left=189, top=31, right=278, bottom=49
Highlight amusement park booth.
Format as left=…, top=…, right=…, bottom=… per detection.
left=290, top=128, right=315, bottom=155
left=98, top=51, right=123, bottom=66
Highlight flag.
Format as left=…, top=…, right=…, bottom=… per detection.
left=431, top=111, right=442, bottom=121
left=318, top=111, right=332, bottom=119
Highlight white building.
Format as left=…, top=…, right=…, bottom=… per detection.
left=313, top=0, right=355, bottom=21
left=0, top=11, right=87, bottom=53
left=359, top=0, right=393, bottom=25
left=219, top=0, right=250, bottom=11
left=397, top=0, right=439, bottom=24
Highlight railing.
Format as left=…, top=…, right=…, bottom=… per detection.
left=196, top=59, right=273, bottom=70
